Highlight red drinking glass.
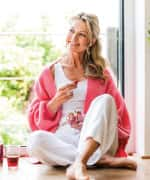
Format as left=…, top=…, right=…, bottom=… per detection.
left=6, top=145, right=20, bottom=169
left=0, top=143, right=3, bottom=164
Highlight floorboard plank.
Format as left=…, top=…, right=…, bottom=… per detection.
left=0, top=157, right=149, bottom=180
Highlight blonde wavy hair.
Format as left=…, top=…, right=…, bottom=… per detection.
left=70, top=12, right=107, bottom=80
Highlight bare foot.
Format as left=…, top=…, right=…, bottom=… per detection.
left=66, top=162, right=90, bottom=180
left=97, top=155, right=137, bottom=170
left=111, top=158, right=137, bottom=170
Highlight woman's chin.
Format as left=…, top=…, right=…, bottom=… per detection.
left=69, top=48, right=84, bottom=54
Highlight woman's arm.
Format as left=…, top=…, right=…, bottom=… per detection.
left=28, top=64, right=77, bottom=132
left=27, top=66, right=61, bottom=132
left=105, top=70, right=131, bottom=156
left=105, top=70, right=131, bottom=143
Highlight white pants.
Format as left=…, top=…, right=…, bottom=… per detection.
left=27, top=94, right=118, bottom=166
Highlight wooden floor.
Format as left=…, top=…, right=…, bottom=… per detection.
left=0, top=156, right=150, bottom=180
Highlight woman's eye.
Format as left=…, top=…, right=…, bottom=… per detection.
left=69, top=29, right=74, bottom=33
left=79, top=33, right=87, bottom=37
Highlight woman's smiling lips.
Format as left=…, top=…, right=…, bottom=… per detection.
left=69, top=43, right=80, bottom=47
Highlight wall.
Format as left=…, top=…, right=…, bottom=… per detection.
left=144, top=0, right=150, bottom=156
left=125, top=0, right=150, bottom=156
left=124, top=0, right=136, bottom=153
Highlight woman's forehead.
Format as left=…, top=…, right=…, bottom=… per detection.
left=70, top=19, right=89, bottom=32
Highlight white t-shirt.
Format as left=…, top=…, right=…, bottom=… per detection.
left=54, top=62, right=87, bottom=127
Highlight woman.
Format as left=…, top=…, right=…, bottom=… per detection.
left=27, top=12, right=137, bottom=180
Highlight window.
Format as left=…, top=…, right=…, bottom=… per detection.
left=0, top=0, right=121, bottom=145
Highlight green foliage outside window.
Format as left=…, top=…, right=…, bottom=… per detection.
left=147, top=21, right=150, bottom=41
left=0, top=16, right=62, bottom=145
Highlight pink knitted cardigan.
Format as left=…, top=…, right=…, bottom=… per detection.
left=28, top=65, right=131, bottom=157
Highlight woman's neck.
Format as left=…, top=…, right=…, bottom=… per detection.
left=65, top=53, right=84, bottom=66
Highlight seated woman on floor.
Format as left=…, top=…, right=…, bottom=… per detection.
left=27, top=12, right=137, bottom=180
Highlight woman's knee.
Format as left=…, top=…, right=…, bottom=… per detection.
left=92, top=94, right=115, bottom=106
left=102, top=94, right=115, bottom=105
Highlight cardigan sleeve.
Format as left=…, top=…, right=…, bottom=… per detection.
left=28, top=67, right=61, bottom=132
left=105, top=70, right=131, bottom=145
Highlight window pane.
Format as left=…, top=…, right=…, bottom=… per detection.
left=0, top=35, right=61, bottom=76
left=0, top=0, right=119, bottom=75
left=0, top=34, right=61, bottom=145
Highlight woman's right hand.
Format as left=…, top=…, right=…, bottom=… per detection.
left=47, top=81, right=77, bottom=113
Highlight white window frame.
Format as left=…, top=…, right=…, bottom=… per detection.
left=125, top=0, right=150, bottom=156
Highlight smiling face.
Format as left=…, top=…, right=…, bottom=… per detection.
left=66, top=19, right=90, bottom=55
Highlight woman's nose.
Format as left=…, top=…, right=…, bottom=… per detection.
left=71, top=33, right=78, bottom=41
